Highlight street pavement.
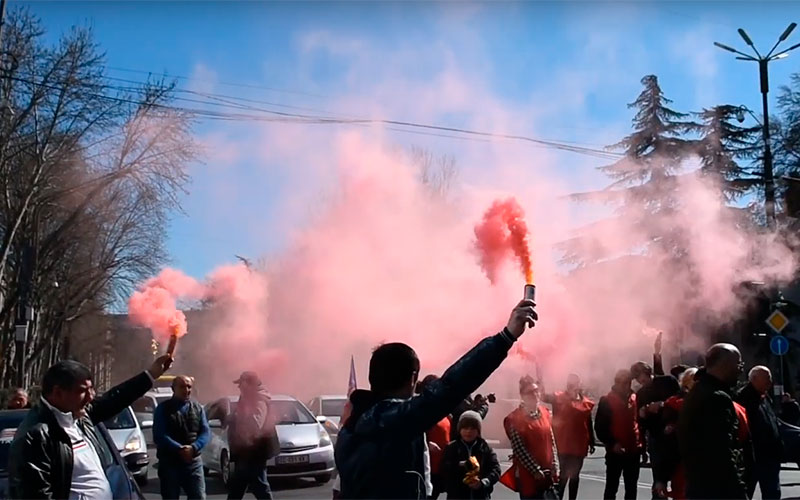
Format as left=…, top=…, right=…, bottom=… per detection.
left=143, top=447, right=800, bottom=499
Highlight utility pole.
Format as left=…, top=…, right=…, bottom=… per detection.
left=715, top=24, right=800, bottom=227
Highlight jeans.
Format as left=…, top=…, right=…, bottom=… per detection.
left=748, top=458, right=781, bottom=500
left=158, top=457, right=206, bottom=500
left=604, top=452, right=640, bottom=500
left=558, top=455, right=585, bottom=500
left=226, top=460, right=273, bottom=500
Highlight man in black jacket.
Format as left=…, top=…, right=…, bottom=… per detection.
left=226, top=371, right=280, bottom=500
left=632, top=333, right=680, bottom=481
left=678, top=343, right=747, bottom=500
left=736, top=366, right=783, bottom=500
left=335, top=299, right=537, bottom=499
left=8, top=354, right=172, bottom=499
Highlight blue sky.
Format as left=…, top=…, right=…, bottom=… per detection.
left=21, top=0, right=800, bottom=279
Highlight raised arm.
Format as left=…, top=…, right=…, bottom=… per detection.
left=88, top=355, right=171, bottom=424
left=380, top=300, right=537, bottom=435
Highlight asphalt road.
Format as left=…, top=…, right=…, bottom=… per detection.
left=142, top=448, right=800, bottom=499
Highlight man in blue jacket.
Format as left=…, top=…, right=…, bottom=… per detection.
left=154, top=375, right=211, bottom=500
left=335, top=298, right=537, bottom=499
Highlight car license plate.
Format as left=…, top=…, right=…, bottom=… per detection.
left=277, top=455, right=310, bottom=465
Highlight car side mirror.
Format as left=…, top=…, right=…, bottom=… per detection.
left=316, top=416, right=327, bottom=424
left=140, top=420, right=153, bottom=429
left=209, top=419, right=223, bottom=429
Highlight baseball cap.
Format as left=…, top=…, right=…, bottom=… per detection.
left=233, top=371, right=262, bottom=386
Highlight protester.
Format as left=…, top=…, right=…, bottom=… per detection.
left=227, top=371, right=280, bottom=500
left=8, top=355, right=172, bottom=499
left=678, top=343, right=747, bottom=499
left=333, top=396, right=357, bottom=500
left=736, top=365, right=783, bottom=500
left=657, top=367, right=699, bottom=500
left=153, top=375, right=210, bottom=500
left=631, top=332, right=680, bottom=499
left=417, top=374, right=452, bottom=499
left=335, top=299, right=537, bottom=499
left=441, top=411, right=500, bottom=500
left=541, top=373, right=595, bottom=500
left=596, top=369, right=641, bottom=500
left=734, top=397, right=754, bottom=499
left=502, top=376, right=559, bottom=500
left=6, top=387, right=30, bottom=409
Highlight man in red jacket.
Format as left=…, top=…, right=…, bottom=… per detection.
left=596, top=369, right=641, bottom=500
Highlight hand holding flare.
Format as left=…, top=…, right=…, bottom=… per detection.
left=167, top=323, right=180, bottom=357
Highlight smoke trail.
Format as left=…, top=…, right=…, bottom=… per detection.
left=474, top=197, right=534, bottom=284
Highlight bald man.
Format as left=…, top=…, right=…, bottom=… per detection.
left=736, top=366, right=782, bottom=499
left=153, top=375, right=210, bottom=499
left=678, top=343, right=747, bottom=499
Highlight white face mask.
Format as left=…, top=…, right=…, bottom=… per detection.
left=631, top=380, right=643, bottom=392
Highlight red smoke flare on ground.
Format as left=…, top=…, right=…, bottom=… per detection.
left=474, top=197, right=534, bottom=284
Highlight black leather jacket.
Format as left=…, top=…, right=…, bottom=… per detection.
left=335, top=330, right=516, bottom=499
left=678, top=370, right=747, bottom=500
left=8, top=371, right=154, bottom=499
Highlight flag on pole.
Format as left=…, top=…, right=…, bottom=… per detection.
left=348, top=355, right=358, bottom=396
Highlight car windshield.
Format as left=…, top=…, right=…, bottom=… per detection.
left=133, top=394, right=173, bottom=414
left=272, top=400, right=316, bottom=425
left=0, top=412, right=26, bottom=473
left=321, top=399, right=346, bottom=416
left=104, top=408, right=137, bottom=430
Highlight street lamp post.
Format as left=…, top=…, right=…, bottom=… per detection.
left=715, top=23, right=800, bottom=227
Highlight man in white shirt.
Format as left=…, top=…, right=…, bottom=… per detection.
left=9, top=354, right=173, bottom=499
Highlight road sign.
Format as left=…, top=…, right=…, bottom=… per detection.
left=771, top=334, right=789, bottom=356
left=766, top=310, right=789, bottom=334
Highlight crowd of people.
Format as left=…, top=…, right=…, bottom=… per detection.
left=2, top=297, right=796, bottom=500
left=5, top=352, right=280, bottom=500
left=334, top=301, right=793, bottom=500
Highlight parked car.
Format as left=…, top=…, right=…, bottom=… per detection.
left=0, top=408, right=145, bottom=499
left=307, top=395, right=347, bottom=442
left=104, top=406, right=150, bottom=485
left=132, top=387, right=174, bottom=447
left=202, top=395, right=335, bottom=487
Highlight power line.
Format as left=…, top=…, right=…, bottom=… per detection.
left=9, top=74, right=624, bottom=160
left=105, top=65, right=327, bottom=99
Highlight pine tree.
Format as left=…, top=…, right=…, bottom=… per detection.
left=562, top=75, right=699, bottom=264
left=696, top=105, right=761, bottom=203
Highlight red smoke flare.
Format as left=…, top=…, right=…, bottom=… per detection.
left=128, top=269, right=203, bottom=341
left=474, top=197, right=534, bottom=284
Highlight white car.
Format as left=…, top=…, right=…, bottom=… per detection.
left=307, top=395, right=347, bottom=441
left=132, top=388, right=174, bottom=447
left=103, top=406, right=150, bottom=485
left=201, top=395, right=335, bottom=487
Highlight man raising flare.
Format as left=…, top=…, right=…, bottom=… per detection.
left=335, top=299, right=537, bottom=499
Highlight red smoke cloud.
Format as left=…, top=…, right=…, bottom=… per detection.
left=127, top=264, right=262, bottom=345
left=128, top=269, right=202, bottom=340
left=475, top=197, right=534, bottom=284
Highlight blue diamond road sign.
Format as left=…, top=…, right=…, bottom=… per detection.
left=771, top=335, right=789, bottom=356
